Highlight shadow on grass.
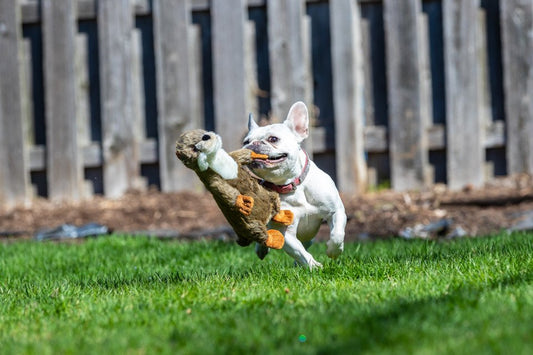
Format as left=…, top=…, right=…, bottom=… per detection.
left=316, top=268, right=533, bottom=354
left=76, top=267, right=260, bottom=290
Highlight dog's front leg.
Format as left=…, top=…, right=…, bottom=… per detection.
left=326, top=208, right=346, bottom=259
left=283, top=224, right=322, bottom=270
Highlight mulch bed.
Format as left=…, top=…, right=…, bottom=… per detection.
left=2, top=174, right=533, bottom=242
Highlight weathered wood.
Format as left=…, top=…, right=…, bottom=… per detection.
left=75, top=33, right=90, bottom=147
left=329, top=0, right=367, bottom=193
left=97, top=0, right=142, bottom=197
left=132, top=28, right=146, bottom=142
left=383, top=0, right=430, bottom=191
left=153, top=0, right=201, bottom=191
left=245, top=20, right=258, bottom=122
left=477, top=10, right=492, bottom=128
left=0, top=0, right=29, bottom=206
left=267, top=0, right=310, bottom=121
left=501, top=0, right=533, bottom=174
left=189, top=24, right=204, bottom=144
left=42, top=0, right=83, bottom=201
left=443, top=0, right=484, bottom=189
left=212, top=0, right=248, bottom=150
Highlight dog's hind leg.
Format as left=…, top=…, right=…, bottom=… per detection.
left=326, top=209, right=346, bottom=259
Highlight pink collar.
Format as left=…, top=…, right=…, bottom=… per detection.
left=259, top=150, right=310, bottom=194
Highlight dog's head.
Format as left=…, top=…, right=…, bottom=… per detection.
left=176, top=129, right=221, bottom=170
left=243, top=101, right=309, bottom=184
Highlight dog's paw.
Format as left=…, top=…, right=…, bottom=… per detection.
left=326, top=240, right=344, bottom=259
left=307, top=259, right=323, bottom=270
left=235, top=195, right=254, bottom=215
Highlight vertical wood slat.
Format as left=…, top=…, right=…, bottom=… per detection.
left=42, top=0, right=83, bottom=201
left=75, top=33, right=90, bottom=148
left=383, top=0, right=430, bottom=191
left=153, top=0, right=200, bottom=191
left=189, top=24, right=204, bottom=146
left=419, top=12, right=434, bottom=183
left=267, top=0, right=310, bottom=121
left=212, top=0, right=248, bottom=151
left=501, top=0, right=533, bottom=174
left=0, top=0, right=29, bottom=206
left=245, top=20, right=259, bottom=122
left=329, top=0, right=367, bottom=193
left=98, top=0, right=142, bottom=198
left=443, top=0, right=484, bottom=189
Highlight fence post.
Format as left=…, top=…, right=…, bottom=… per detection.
left=98, top=0, right=143, bottom=198
left=443, top=0, right=484, bottom=189
left=383, top=0, right=431, bottom=191
left=153, top=0, right=201, bottom=191
left=42, top=0, right=83, bottom=201
left=0, top=0, right=30, bottom=206
left=212, top=0, right=250, bottom=151
left=501, top=0, right=533, bottom=174
left=329, top=0, right=367, bottom=193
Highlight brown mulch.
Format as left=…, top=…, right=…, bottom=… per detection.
left=2, top=174, right=533, bottom=242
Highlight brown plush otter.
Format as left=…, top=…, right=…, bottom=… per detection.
left=175, top=129, right=293, bottom=249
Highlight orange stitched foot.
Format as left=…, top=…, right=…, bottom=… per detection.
left=235, top=194, right=254, bottom=215
left=265, top=229, right=284, bottom=249
left=250, top=151, right=269, bottom=160
left=272, top=210, right=294, bottom=226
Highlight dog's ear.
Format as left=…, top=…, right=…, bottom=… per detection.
left=284, top=101, right=309, bottom=143
left=248, top=113, right=259, bottom=131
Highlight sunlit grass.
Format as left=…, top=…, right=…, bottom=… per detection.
left=1, top=233, right=532, bottom=354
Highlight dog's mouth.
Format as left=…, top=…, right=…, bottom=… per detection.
left=253, top=153, right=288, bottom=166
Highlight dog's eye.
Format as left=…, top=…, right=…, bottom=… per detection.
left=267, top=136, right=279, bottom=143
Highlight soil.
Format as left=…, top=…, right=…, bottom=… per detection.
left=2, top=174, right=533, bottom=242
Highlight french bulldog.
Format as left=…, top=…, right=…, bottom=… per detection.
left=243, top=101, right=346, bottom=269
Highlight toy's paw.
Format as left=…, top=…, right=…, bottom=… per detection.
left=272, top=210, right=294, bottom=226
left=250, top=151, right=269, bottom=160
left=265, top=229, right=284, bottom=249
left=236, top=195, right=254, bottom=215
left=255, top=243, right=270, bottom=260
left=236, top=237, right=252, bottom=247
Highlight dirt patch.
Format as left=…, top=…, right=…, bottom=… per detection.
left=2, top=175, right=533, bottom=242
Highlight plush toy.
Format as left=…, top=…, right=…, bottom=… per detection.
left=175, top=129, right=293, bottom=249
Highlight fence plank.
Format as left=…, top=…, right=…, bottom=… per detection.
left=75, top=33, right=90, bottom=148
left=383, top=0, right=430, bottom=191
left=330, top=0, right=367, bottom=193
left=501, top=0, right=533, bottom=174
left=153, top=0, right=200, bottom=191
left=212, top=0, right=248, bottom=150
left=443, top=0, right=484, bottom=189
left=267, top=0, right=311, bottom=121
left=97, top=0, right=142, bottom=197
left=42, top=0, right=83, bottom=201
left=0, top=0, right=29, bottom=206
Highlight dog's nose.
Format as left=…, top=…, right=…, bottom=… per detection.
left=251, top=140, right=261, bottom=146
left=202, top=134, right=211, bottom=141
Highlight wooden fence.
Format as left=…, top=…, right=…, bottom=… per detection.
left=0, top=0, right=532, bottom=206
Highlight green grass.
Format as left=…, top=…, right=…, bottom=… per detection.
left=1, top=233, right=532, bottom=355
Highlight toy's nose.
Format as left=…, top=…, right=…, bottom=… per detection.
left=202, top=134, right=211, bottom=141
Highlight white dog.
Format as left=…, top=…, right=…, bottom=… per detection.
left=243, top=101, right=346, bottom=269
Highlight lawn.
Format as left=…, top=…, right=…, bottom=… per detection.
left=1, top=233, right=532, bottom=354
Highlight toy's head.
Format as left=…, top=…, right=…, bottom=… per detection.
left=175, top=129, right=209, bottom=170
